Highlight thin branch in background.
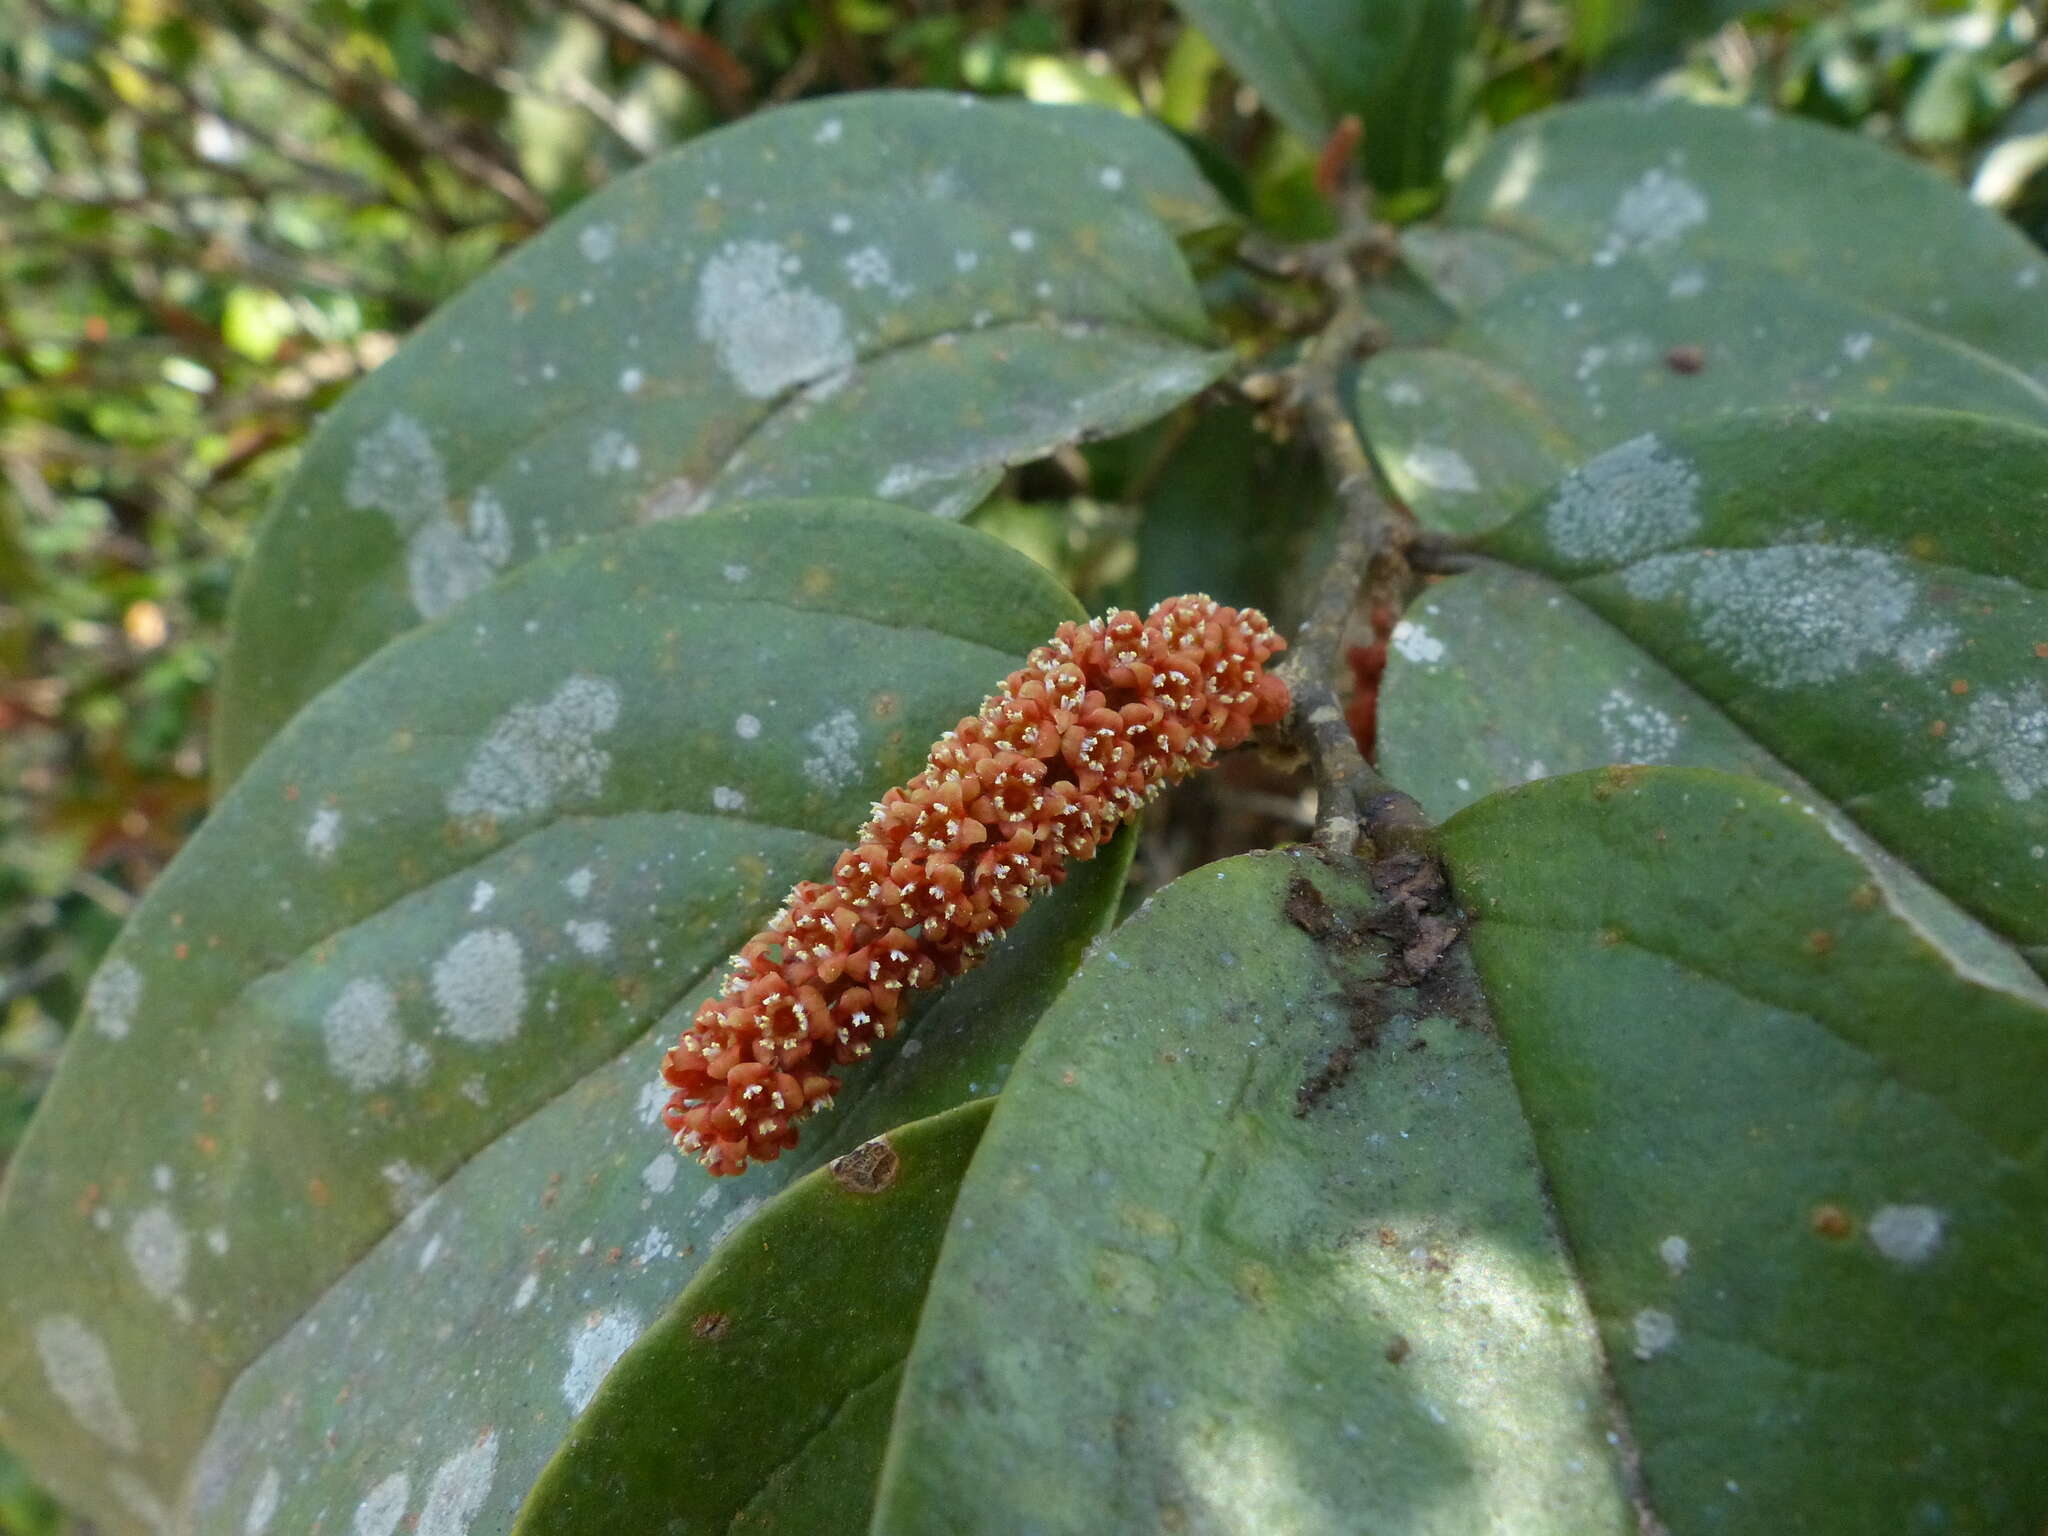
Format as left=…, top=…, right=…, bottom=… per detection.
left=559, top=0, right=754, bottom=119
left=429, top=35, right=659, bottom=160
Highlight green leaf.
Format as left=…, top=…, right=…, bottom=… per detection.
left=1172, top=0, right=1476, bottom=193
left=212, top=92, right=1229, bottom=787
left=1358, top=259, right=2048, bottom=536
left=513, top=1098, right=994, bottom=1536
left=1378, top=408, right=2048, bottom=977
left=1445, top=98, right=2048, bottom=379
left=0, top=501, right=1132, bottom=1536
left=874, top=850, right=1636, bottom=1533
left=1439, top=767, right=2048, bottom=1528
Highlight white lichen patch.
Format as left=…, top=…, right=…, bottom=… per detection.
left=801, top=709, right=862, bottom=789
left=618, top=367, right=644, bottom=394
left=324, top=979, right=405, bottom=1090
left=1658, top=1235, right=1690, bottom=1275
left=1545, top=434, right=1701, bottom=564
left=447, top=675, right=623, bottom=822
left=1402, top=444, right=1479, bottom=494
left=416, top=1433, right=498, bottom=1536
left=1631, top=1308, right=1679, bottom=1360
left=1920, top=776, right=1956, bottom=809
left=814, top=116, right=843, bottom=144
left=1009, top=227, right=1036, bottom=251
left=352, top=1472, right=409, bottom=1536
left=1868, top=1203, right=1945, bottom=1265
left=712, top=785, right=747, bottom=812
left=735, top=712, right=762, bottom=740
left=1622, top=545, right=1922, bottom=690
left=417, top=1233, right=444, bottom=1272
left=588, top=429, right=640, bottom=477
left=565, top=919, right=612, bottom=957
left=244, top=1466, right=281, bottom=1536
left=635, top=1079, right=669, bottom=1127
left=633, top=1226, right=674, bottom=1264
left=512, top=1272, right=539, bottom=1311
left=431, top=928, right=527, bottom=1045
left=1597, top=689, right=1681, bottom=763
left=1951, top=682, right=2048, bottom=801
left=347, top=413, right=445, bottom=534
left=562, top=1310, right=642, bottom=1414
left=843, top=245, right=894, bottom=291
left=405, top=488, right=514, bottom=620
left=33, top=1315, right=138, bottom=1453
left=694, top=240, right=853, bottom=400
left=469, top=881, right=495, bottom=913
left=577, top=222, right=617, bottom=263
left=565, top=866, right=594, bottom=900
left=641, top=1152, right=678, bottom=1194
left=709, top=1195, right=762, bottom=1250
left=1596, top=168, right=1708, bottom=264
left=1390, top=621, right=1445, bottom=666
left=85, top=958, right=142, bottom=1040
left=304, top=807, right=343, bottom=862
left=126, top=1205, right=191, bottom=1301
left=1842, top=331, right=1875, bottom=363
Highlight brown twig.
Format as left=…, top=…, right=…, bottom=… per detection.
left=1264, top=191, right=1432, bottom=861
left=559, top=0, right=753, bottom=119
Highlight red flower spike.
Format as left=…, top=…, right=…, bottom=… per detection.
left=659, top=594, right=1289, bottom=1177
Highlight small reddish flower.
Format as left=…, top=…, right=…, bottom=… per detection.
left=659, top=594, right=1289, bottom=1176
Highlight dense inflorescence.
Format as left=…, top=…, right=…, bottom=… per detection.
left=659, top=594, right=1290, bottom=1176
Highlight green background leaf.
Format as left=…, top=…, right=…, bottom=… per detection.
left=875, top=849, right=1635, bottom=1534
left=514, top=1098, right=993, bottom=1536
left=1440, top=768, right=2048, bottom=1529
left=0, top=501, right=1129, bottom=1536
left=213, top=92, right=1229, bottom=786
left=1172, top=0, right=1476, bottom=193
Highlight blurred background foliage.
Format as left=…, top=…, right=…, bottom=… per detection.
left=1, top=0, right=2043, bottom=1528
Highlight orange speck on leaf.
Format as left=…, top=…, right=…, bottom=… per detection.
left=659, top=596, right=1289, bottom=1175
left=307, top=1177, right=331, bottom=1207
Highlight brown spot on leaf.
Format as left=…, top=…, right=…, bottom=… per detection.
left=1811, top=1204, right=1853, bottom=1240
left=1849, top=884, right=1881, bottom=911
left=691, top=1311, right=732, bottom=1341
left=1665, top=344, right=1706, bottom=374
left=1805, top=930, right=1836, bottom=957
left=307, top=1177, right=331, bottom=1207
left=830, top=1136, right=900, bottom=1195
left=1385, top=1334, right=1412, bottom=1365
left=1929, top=719, right=1949, bottom=739
left=1283, top=875, right=1336, bottom=939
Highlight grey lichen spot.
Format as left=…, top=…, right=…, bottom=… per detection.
left=577, top=222, right=617, bottom=263
left=405, top=488, right=514, bottom=620
left=1622, top=545, right=1920, bottom=690
left=829, top=1136, right=900, bottom=1195
left=1658, top=1235, right=1690, bottom=1275
left=416, top=1432, right=498, bottom=1536
left=304, top=806, right=343, bottom=862
left=346, top=414, right=513, bottom=619
left=801, top=709, right=863, bottom=789
left=694, top=240, right=853, bottom=399
left=33, top=1314, right=139, bottom=1453
left=1631, top=1307, right=1679, bottom=1360
left=562, top=1310, right=642, bottom=1414
left=1951, top=682, right=2048, bottom=801
left=346, top=413, right=445, bottom=532
left=1545, top=434, right=1701, bottom=564
left=324, top=978, right=405, bottom=1090
left=352, top=1472, right=410, bottom=1536
left=1868, top=1204, right=1945, bottom=1266
left=1596, top=168, right=1708, bottom=263
left=588, top=429, right=640, bottom=477
left=448, top=675, right=622, bottom=822
left=125, top=1205, right=191, bottom=1303
left=85, top=958, right=142, bottom=1040
left=431, top=929, right=527, bottom=1044
left=1597, top=688, right=1681, bottom=763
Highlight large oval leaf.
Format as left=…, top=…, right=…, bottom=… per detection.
left=1444, top=97, right=2048, bottom=379
left=1440, top=768, right=2048, bottom=1529
left=875, top=849, right=1637, bottom=1533
left=213, top=92, right=1228, bottom=785
left=514, top=1098, right=994, bottom=1536
left=0, top=501, right=1131, bottom=1536
left=1359, top=259, right=2048, bottom=535
left=1378, top=409, right=2048, bottom=976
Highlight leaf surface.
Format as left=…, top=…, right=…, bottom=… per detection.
left=1379, top=409, right=2048, bottom=976
left=0, top=501, right=1128, bottom=1535
left=1439, top=768, right=2048, bottom=1529
left=513, top=1098, right=993, bottom=1536
left=214, top=93, right=1227, bottom=784
left=875, top=849, right=1636, bottom=1534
